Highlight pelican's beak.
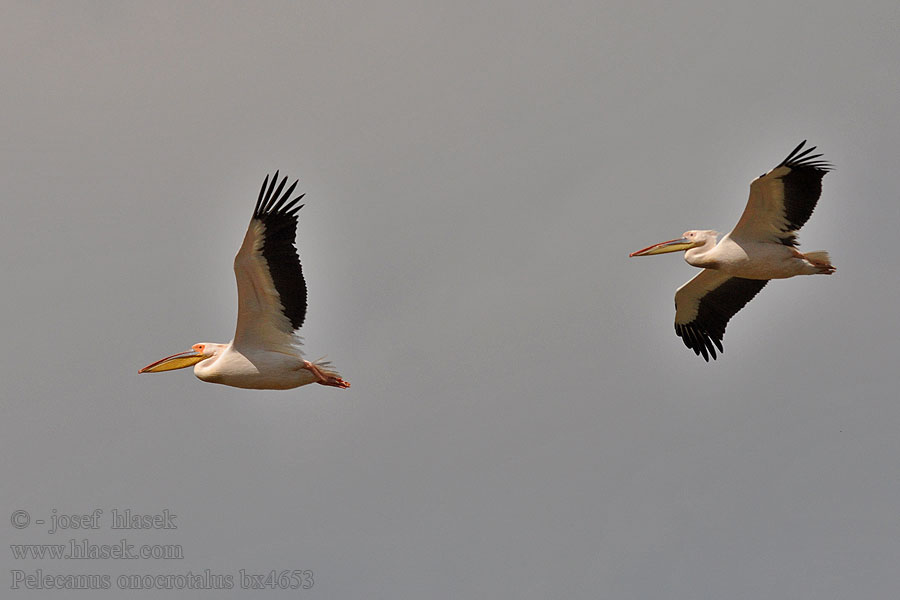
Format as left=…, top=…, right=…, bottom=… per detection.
left=629, top=237, right=696, bottom=257
left=138, top=350, right=207, bottom=374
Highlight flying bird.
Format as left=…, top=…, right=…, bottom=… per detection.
left=139, top=172, right=350, bottom=389
left=630, top=141, right=835, bottom=361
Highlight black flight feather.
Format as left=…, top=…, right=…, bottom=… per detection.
left=675, top=277, right=768, bottom=361
left=253, top=172, right=308, bottom=331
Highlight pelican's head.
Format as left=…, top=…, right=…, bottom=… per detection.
left=629, top=230, right=717, bottom=257
left=138, top=343, right=219, bottom=374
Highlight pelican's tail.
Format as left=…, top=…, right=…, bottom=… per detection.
left=313, top=357, right=340, bottom=376
left=804, top=251, right=835, bottom=274
left=309, top=357, right=350, bottom=389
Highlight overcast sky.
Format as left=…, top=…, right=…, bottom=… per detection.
left=2, top=1, right=900, bottom=598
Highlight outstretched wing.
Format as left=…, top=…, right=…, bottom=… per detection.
left=730, top=140, right=832, bottom=247
left=232, top=172, right=307, bottom=351
left=674, top=270, right=768, bottom=361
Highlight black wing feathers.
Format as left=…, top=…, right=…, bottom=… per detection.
left=254, top=171, right=308, bottom=330
left=675, top=278, right=769, bottom=361
left=774, top=141, right=832, bottom=242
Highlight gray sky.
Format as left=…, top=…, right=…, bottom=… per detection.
left=2, top=1, right=899, bottom=598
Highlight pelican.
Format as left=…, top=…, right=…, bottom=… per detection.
left=139, top=172, right=350, bottom=389
left=630, top=141, right=834, bottom=361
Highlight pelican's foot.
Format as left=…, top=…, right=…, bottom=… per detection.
left=801, top=251, right=834, bottom=275
left=303, top=360, right=351, bottom=389
left=808, top=259, right=835, bottom=274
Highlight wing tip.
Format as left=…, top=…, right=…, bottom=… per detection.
left=675, top=323, right=722, bottom=362
left=254, top=173, right=307, bottom=220
left=778, top=140, right=833, bottom=173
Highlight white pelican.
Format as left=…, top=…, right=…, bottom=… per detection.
left=630, top=141, right=834, bottom=361
left=139, top=172, right=350, bottom=389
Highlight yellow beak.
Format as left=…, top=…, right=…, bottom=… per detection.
left=138, top=350, right=207, bottom=374
left=629, top=237, right=696, bottom=257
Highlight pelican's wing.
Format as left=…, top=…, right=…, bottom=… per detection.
left=674, top=269, right=768, bottom=361
left=730, top=140, right=832, bottom=246
left=232, top=172, right=307, bottom=351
